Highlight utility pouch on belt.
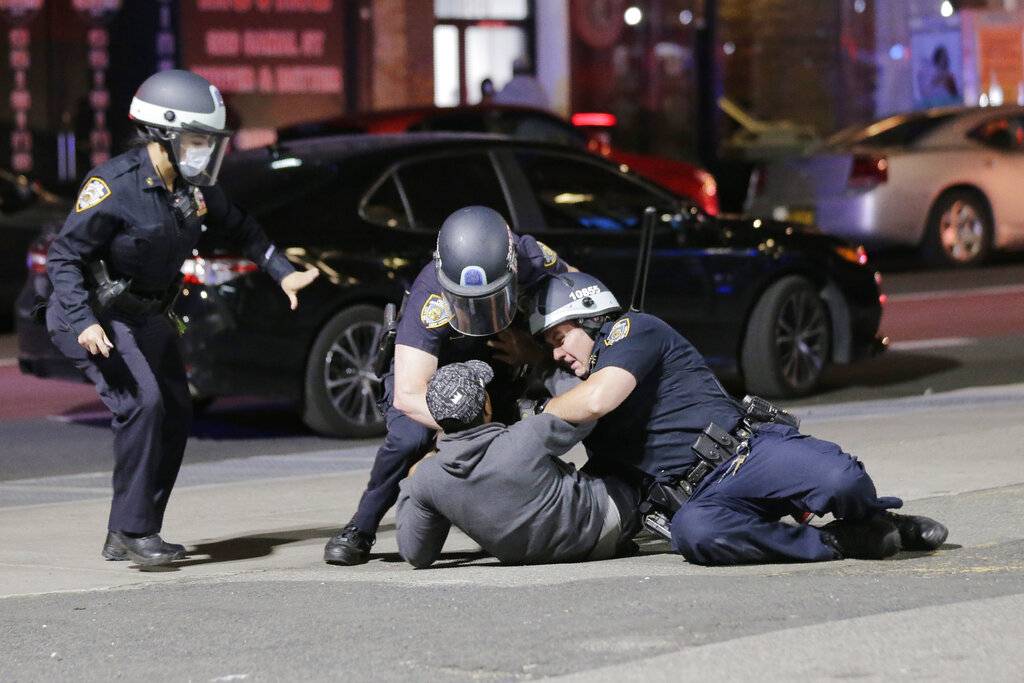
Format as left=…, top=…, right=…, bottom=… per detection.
left=692, top=422, right=741, bottom=468
left=85, top=259, right=131, bottom=312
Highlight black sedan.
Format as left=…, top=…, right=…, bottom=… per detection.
left=0, top=169, right=71, bottom=331
left=16, top=133, right=884, bottom=437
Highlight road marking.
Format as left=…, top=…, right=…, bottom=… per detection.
left=887, top=284, right=1024, bottom=302
left=888, top=337, right=977, bottom=351
left=0, top=358, right=18, bottom=367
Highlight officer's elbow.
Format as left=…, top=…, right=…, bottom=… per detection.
left=392, top=390, right=419, bottom=417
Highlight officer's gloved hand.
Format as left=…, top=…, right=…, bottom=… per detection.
left=487, top=328, right=546, bottom=366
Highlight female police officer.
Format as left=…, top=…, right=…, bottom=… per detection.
left=45, top=70, right=318, bottom=567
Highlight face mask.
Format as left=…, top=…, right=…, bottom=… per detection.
left=179, top=145, right=214, bottom=178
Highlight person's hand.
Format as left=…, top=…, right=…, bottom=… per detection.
left=281, top=267, right=320, bottom=310
left=487, top=328, right=545, bottom=366
left=78, top=323, right=114, bottom=358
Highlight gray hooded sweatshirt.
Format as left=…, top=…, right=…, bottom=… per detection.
left=395, top=413, right=609, bottom=567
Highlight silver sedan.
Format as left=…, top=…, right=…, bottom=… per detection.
left=745, top=104, right=1024, bottom=267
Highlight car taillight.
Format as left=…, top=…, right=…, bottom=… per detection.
left=26, top=236, right=54, bottom=274
left=572, top=112, right=617, bottom=128
left=848, top=154, right=887, bottom=187
left=180, top=254, right=258, bottom=285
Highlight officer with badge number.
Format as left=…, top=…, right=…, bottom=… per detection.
left=324, top=205, right=574, bottom=566
left=44, top=70, right=319, bottom=567
left=527, top=272, right=949, bottom=565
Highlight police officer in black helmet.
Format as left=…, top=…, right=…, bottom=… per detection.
left=44, top=69, right=319, bottom=567
left=324, top=205, right=575, bottom=565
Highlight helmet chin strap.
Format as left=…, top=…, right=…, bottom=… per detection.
left=580, top=318, right=601, bottom=339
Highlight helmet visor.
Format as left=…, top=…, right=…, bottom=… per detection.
left=170, top=129, right=229, bottom=186
left=444, top=278, right=518, bottom=337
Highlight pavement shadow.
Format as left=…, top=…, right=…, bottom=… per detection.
left=143, top=525, right=340, bottom=570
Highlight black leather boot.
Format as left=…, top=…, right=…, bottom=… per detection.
left=102, top=531, right=186, bottom=566
left=820, top=519, right=901, bottom=560
left=324, top=523, right=375, bottom=565
left=884, top=512, right=948, bottom=551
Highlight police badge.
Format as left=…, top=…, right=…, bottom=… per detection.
left=420, top=294, right=453, bottom=328
left=604, top=318, right=630, bottom=346
left=537, top=241, right=558, bottom=267
left=76, top=178, right=111, bottom=212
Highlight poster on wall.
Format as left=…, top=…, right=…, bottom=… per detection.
left=960, top=10, right=1024, bottom=107
left=179, top=0, right=345, bottom=149
left=910, top=21, right=963, bottom=109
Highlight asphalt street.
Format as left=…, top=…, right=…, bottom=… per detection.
left=2, top=381, right=1023, bottom=681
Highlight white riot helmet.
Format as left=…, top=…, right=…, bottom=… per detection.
left=528, top=272, right=621, bottom=338
left=129, top=69, right=231, bottom=186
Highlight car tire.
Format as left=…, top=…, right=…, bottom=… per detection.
left=302, top=304, right=387, bottom=438
left=741, top=275, right=831, bottom=398
left=922, top=190, right=993, bottom=267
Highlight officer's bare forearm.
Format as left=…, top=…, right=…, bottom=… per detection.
left=544, top=366, right=637, bottom=424
left=392, top=344, right=442, bottom=429
left=393, top=390, right=442, bottom=430
left=544, top=367, right=637, bottom=423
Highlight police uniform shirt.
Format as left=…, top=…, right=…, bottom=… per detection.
left=583, top=312, right=744, bottom=479
left=47, top=145, right=295, bottom=335
left=395, top=233, right=568, bottom=367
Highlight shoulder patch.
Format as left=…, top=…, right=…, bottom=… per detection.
left=604, top=318, right=630, bottom=346
left=76, top=178, right=111, bottom=212
left=420, top=294, right=453, bottom=329
left=536, top=241, right=558, bottom=267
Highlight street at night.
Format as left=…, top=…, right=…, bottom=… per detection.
left=2, top=262, right=1023, bottom=681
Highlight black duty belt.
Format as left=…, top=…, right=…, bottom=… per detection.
left=640, top=395, right=801, bottom=541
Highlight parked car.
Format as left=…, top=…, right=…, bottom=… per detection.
left=17, top=133, right=884, bottom=437
left=276, top=103, right=720, bottom=215
left=0, top=169, right=71, bottom=330
left=746, top=104, right=1024, bottom=267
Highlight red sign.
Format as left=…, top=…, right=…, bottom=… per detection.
left=180, top=0, right=345, bottom=145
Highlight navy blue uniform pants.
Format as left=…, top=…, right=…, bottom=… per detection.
left=48, top=304, right=192, bottom=535
left=670, top=423, right=901, bottom=565
left=350, top=372, right=435, bottom=534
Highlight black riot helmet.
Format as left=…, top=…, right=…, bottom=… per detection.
left=435, top=206, right=518, bottom=336
left=129, top=69, right=231, bottom=186
left=528, top=272, right=621, bottom=339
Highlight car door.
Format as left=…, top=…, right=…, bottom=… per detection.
left=492, top=147, right=717, bottom=344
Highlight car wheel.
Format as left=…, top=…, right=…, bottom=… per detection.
left=302, top=304, right=387, bottom=438
left=922, top=190, right=992, bottom=267
left=741, top=275, right=831, bottom=398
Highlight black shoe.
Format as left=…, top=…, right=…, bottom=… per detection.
left=884, top=512, right=948, bottom=551
left=102, top=532, right=186, bottom=566
left=324, top=523, right=375, bottom=566
left=820, top=519, right=901, bottom=560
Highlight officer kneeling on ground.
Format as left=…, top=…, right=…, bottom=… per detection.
left=324, top=206, right=574, bottom=565
left=527, top=272, right=948, bottom=565
left=395, top=360, right=641, bottom=567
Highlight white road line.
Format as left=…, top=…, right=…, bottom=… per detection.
left=886, top=284, right=1024, bottom=302
left=888, top=337, right=977, bottom=351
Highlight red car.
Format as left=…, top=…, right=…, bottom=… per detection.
left=276, top=104, right=719, bottom=215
